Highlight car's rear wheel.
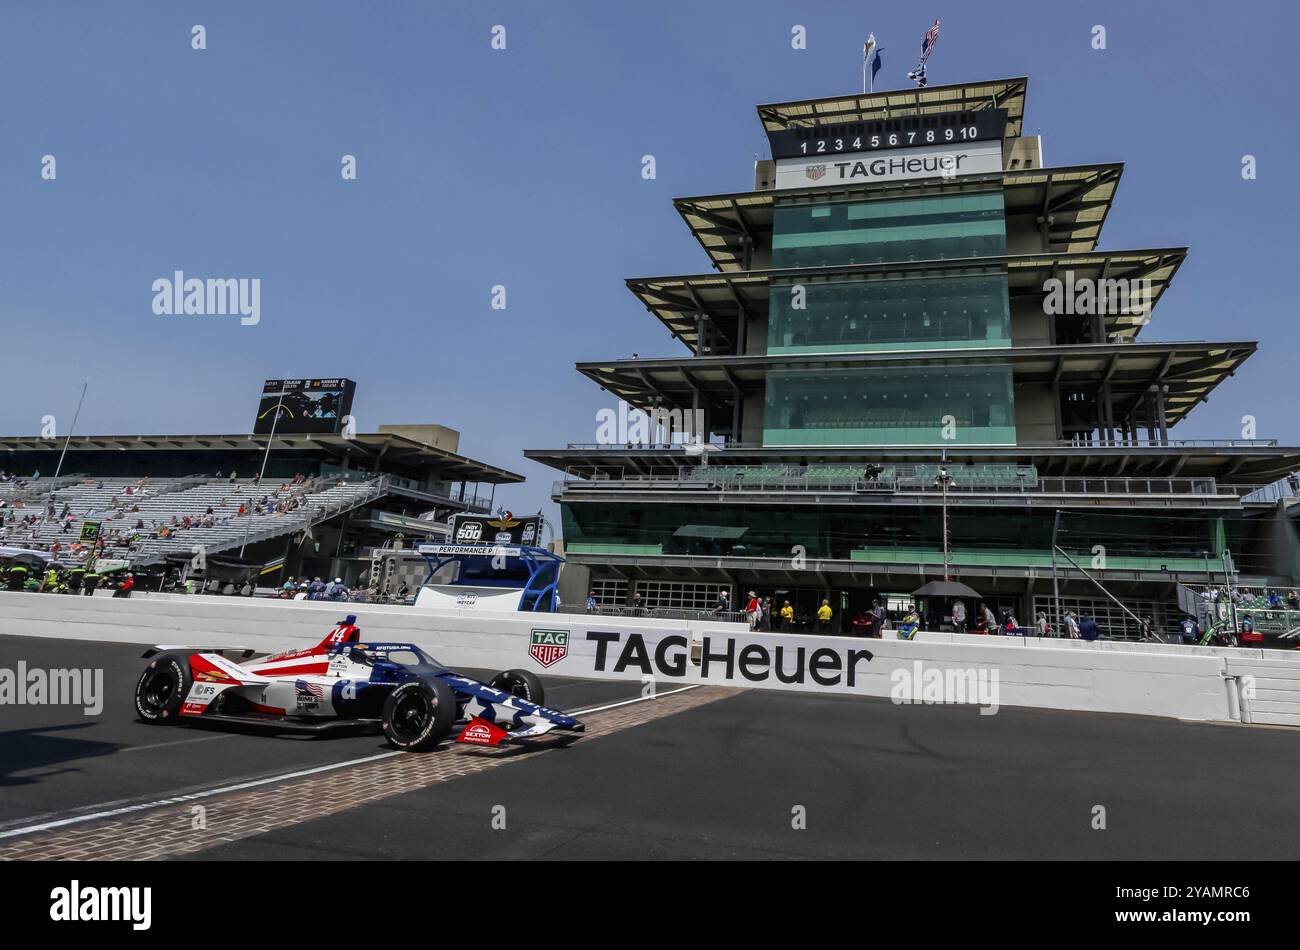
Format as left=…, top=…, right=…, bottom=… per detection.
left=134, top=653, right=190, bottom=724
left=381, top=679, right=456, bottom=751
left=490, top=669, right=544, bottom=706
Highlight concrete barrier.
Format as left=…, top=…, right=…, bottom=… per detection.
left=0, top=590, right=742, bottom=676
left=912, top=628, right=1298, bottom=662
left=0, top=591, right=1288, bottom=723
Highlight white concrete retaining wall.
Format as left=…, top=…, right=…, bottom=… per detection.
left=2, top=592, right=1297, bottom=724
left=1223, top=655, right=1300, bottom=727
left=0, top=591, right=742, bottom=676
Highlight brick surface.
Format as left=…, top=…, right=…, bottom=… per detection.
left=1, top=686, right=732, bottom=861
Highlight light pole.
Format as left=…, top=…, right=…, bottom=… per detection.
left=239, top=385, right=287, bottom=557
left=53, top=380, right=89, bottom=480
left=935, top=464, right=954, bottom=581
left=1052, top=509, right=1063, bottom=631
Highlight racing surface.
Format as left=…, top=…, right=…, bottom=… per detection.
left=4, top=634, right=1300, bottom=859
left=0, top=635, right=643, bottom=829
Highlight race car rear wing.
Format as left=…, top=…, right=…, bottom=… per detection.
left=141, top=645, right=262, bottom=660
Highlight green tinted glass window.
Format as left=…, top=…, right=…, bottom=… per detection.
left=762, top=364, right=1016, bottom=446
left=772, top=192, right=1006, bottom=268
left=768, top=272, right=1010, bottom=354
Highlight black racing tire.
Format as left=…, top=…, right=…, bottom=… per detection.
left=490, top=668, right=544, bottom=706
left=134, top=653, right=191, bottom=724
left=381, top=679, right=457, bottom=751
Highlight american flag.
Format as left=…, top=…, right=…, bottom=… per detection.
left=295, top=679, right=324, bottom=700
left=920, top=19, right=940, bottom=64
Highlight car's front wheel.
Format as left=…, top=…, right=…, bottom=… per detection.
left=489, top=668, right=545, bottom=706
left=381, top=679, right=456, bottom=751
left=134, top=653, right=191, bottom=723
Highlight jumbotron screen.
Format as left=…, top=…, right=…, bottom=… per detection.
left=253, top=378, right=356, bottom=434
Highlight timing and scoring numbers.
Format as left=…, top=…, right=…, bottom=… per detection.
left=798, top=125, right=980, bottom=154
left=770, top=107, right=1008, bottom=161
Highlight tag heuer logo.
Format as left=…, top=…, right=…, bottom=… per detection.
left=529, top=628, right=569, bottom=668
left=805, top=164, right=827, bottom=181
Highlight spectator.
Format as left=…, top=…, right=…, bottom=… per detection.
left=872, top=598, right=887, bottom=636
left=951, top=598, right=966, bottom=632
left=761, top=596, right=773, bottom=631
left=981, top=602, right=997, bottom=633
left=113, top=573, right=135, bottom=598
left=897, top=604, right=921, bottom=640
left=745, top=590, right=760, bottom=629
left=816, top=598, right=832, bottom=632
left=585, top=590, right=598, bottom=613
left=1063, top=610, right=1080, bottom=638
left=631, top=591, right=645, bottom=616
left=779, top=600, right=794, bottom=630
left=1079, top=613, right=1100, bottom=642
left=713, top=590, right=730, bottom=615
left=1180, top=614, right=1198, bottom=644
left=1035, top=612, right=1052, bottom=637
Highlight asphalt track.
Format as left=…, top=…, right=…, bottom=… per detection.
left=3, top=633, right=1300, bottom=859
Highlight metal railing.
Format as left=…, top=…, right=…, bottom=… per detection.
left=556, top=604, right=748, bottom=624
left=563, top=438, right=1281, bottom=451
left=555, top=467, right=1231, bottom=499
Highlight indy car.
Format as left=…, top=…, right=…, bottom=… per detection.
left=132, top=615, right=584, bottom=750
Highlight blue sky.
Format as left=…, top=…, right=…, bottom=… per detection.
left=1, top=0, right=1297, bottom=518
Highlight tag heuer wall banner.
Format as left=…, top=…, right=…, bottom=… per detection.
left=449, top=512, right=544, bottom=547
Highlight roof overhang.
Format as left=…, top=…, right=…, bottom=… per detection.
left=0, top=433, right=524, bottom=483
left=628, top=247, right=1186, bottom=354
left=575, top=341, right=1252, bottom=430
left=674, top=163, right=1124, bottom=271
left=525, top=443, right=1300, bottom=486
left=756, top=77, right=1028, bottom=136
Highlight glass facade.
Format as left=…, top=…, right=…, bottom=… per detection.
left=762, top=364, right=1016, bottom=446
left=561, top=503, right=1264, bottom=574
left=771, top=192, right=1006, bottom=269
left=768, top=272, right=1011, bottom=354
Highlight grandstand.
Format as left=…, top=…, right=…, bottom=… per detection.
left=0, top=427, right=522, bottom=587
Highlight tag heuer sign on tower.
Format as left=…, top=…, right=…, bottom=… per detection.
left=771, top=107, right=1008, bottom=190
left=450, top=511, right=544, bottom=546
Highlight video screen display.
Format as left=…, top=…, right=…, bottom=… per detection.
left=253, top=378, right=356, bottom=434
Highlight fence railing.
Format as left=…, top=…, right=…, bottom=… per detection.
left=556, top=604, right=748, bottom=624
left=555, top=468, right=1231, bottom=499
left=563, top=438, right=1281, bottom=450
